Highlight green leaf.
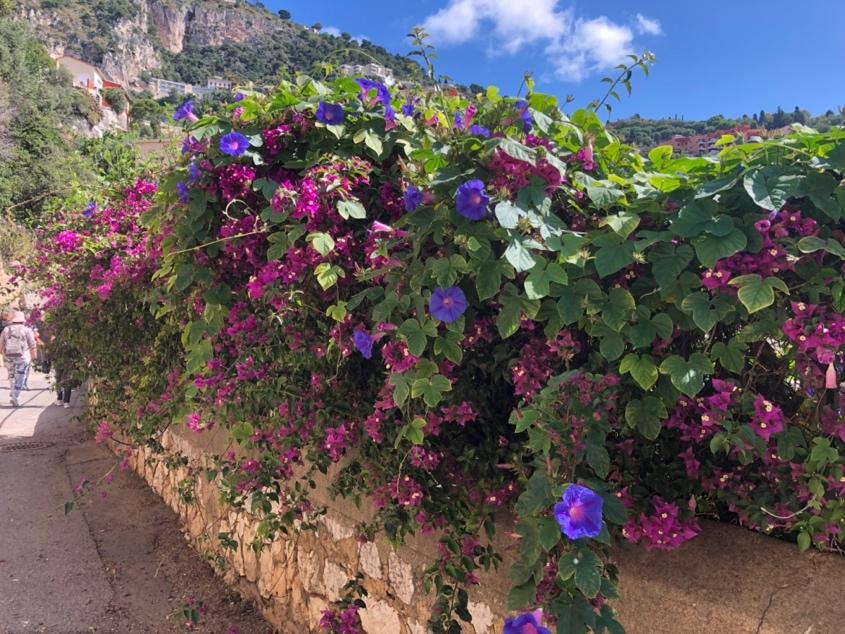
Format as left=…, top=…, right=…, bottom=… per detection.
left=693, top=228, right=747, bottom=268
left=797, top=531, right=811, bottom=553
left=649, top=243, right=694, bottom=289
left=659, top=353, right=714, bottom=397
left=619, top=353, right=659, bottom=390
left=410, top=374, right=452, bottom=407
left=306, top=231, right=335, bottom=256
left=389, top=373, right=409, bottom=407
left=729, top=274, right=787, bottom=313
left=681, top=292, right=720, bottom=332
left=337, top=199, right=367, bottom=219
left=504, top=239, right=537, bottom=272
left=515, top=470, right=554, bottom=516
left=625, top=396, right=667, bottom=439
left=573, top=550, right=603, bottom=598
left=525, top=261, right=568, bottom=300
left=594, top=241, right=634, bottom=278
left=498, top=137, right=537, bottom=165
left=601, top=287, right=635, bottom=331
left=538, top=517, right=562, bottom=551
left=495, top=200, right=521, bottom=229
left=398, top=319, right=428, bottom=357
left=711, top=339, right=746, bottom=373
left=602, top=211, right=640, bottom=239
left=507, top=582, right=537, bottom=611
left=314, top=262, right=344, bottom=290
left=476, top=259, right=512, bottom=301
left=743, top=166, right=804, bottom=211
left=670, top=199, right=719, bottom=238
left=585, top=441, right=611, bottom=478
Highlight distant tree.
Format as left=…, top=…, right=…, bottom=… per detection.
left=792, top=106, right=807, bottom=125
left=102, top=88, right=128, bottom=113
left=311, top=22, right=322, bottom=31
left=277, top=9, right=291, bottom=19
left=0, top=0, right=12, bottom=17
left=771, top=106, right=787, bottom=128
left=468, top=83, right=484, bottom=95
left=341, top=32, right=351, bottom=40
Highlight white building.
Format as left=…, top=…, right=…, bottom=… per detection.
left=339, top=63, right=396, bottom=87
left=54, top=55, right=129, bottom=131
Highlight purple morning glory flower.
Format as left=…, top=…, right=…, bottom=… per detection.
left=188, top=161, right=201, bottom=184
left=404, top=185, right=424, bottom=212
left=455, top=180, right=490, bottom=221
left=503, top=611, right=551, bottom=634
left=173, top=100, right=198, bottom=123
left=233, top=92, right=245, bottom=102
left=514, top=99, right=533, bottom=133
left=316, top=101, right=345, bottom=125
left=176, top=181, right=190, bottom=204
left=82, top=201, right=96, bottom=218
left=554, top=484, right=603, bottom=540
left=453, top=111, right=463, bottom=128
left=470, top=124, right=491, bottom=138
left=429, top=286, right=467, bottom=323
left=401, top=99, right=416, bottom=117
left=357, top=79, right=395, bottom=123
left=219, top=132, right=250, bottom=157
left=353, top=329, right=374, bottom=359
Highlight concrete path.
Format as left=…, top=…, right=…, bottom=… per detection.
left=0, top=372, right=271, bottom=633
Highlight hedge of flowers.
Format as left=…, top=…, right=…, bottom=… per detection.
left=33, top=76, right=845, bottom=634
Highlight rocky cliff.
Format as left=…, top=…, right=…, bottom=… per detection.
left=17, top=0, right=287, bottom=87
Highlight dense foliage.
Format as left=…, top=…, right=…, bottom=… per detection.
left=0, top=19, right=99, bottom=221
left=33, top=75, right=845, bottom=634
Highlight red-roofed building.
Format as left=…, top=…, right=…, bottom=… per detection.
left=54, top=55, right=129, bottom=131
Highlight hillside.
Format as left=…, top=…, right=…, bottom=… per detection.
left=16, top=0, right=420, bottom=87
left=610, top=107, right=844, bottom=147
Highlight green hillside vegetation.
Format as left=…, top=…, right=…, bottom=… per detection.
left=159, top=29, right=421, bottom=86
left=611, top=106, right=845, bottom=146
left=0, top=18, right=102, bottom=221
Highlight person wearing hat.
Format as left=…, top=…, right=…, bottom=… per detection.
left=0, top=310, right=36, bottom=407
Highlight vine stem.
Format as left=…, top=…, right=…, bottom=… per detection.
left=760, top=500, right=813, bottom=520
left=168, top=229, right=267, bottom=256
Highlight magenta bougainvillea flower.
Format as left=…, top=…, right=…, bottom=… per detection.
left=751, top=395, right=786, bottom=441
left=219, top=132, right=250, bottom=157
left=503, top=610, right=550, bottom=634
left=455, top=180, right=490, bottom=220
left=353, top=329, right=374, bottom=359
left=173, top=100, right=198, bottom=123
left=315, top=101, right=345, bottom=125
left=404, top=185, right=424, bottom=212
left=554, top=484, right=603, bottom=540
left=429, top=286, right=467, bottom=323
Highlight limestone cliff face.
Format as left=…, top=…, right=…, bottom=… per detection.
left=19, top=0, right=285, bottom=85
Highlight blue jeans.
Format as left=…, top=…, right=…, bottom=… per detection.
left=5, top=357, right=28, bottom=401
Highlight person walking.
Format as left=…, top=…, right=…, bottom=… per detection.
left=0, top=311, right=36, bottom=407
left=55, top=365, right=72, bottom=408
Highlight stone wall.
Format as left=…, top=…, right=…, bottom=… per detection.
left=122, top=426, right=845, bottom=634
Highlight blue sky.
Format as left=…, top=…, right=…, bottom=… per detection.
left=266, top=0, right=845, bottom=120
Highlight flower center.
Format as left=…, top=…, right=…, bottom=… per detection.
left=568, top=502, right=585, bottom=521
left=470, top=194, right=481, bottom=206
left=441, top=297, right=453, bottom=307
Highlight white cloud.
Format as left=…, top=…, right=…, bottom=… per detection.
left=323, top=26, right=342, bottom=37
left=635, top=14, right=662, bottom=36
left=420, top=0, right=662, bottom=82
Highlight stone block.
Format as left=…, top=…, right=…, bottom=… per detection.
left=359, top=598, right=401, bottom=634
left=467, top=601, right=494, bottom=634
left=388, top=550, right=414, bottom=605
left=322, top=560, right=348, bottom=601
left=359, top=541, right=382, bottom=580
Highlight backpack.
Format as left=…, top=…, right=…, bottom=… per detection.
left=4, top=325, right=27, bottom=357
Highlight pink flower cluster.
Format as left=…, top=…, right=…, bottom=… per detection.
left=622, top=497, right=700, bottom=550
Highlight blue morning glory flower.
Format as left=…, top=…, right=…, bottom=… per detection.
left=233, top=92, right=245, bottom=102
left=352, top=329, right=374, bottom=359
left=455, top=180, right=489, bottom=221
left=176, top=182, right=190, bottom=204
left=429, top=286, right=467, bottom=323
left=316, top=101, right=345, bottom=125
left=82, top=201, right=96, bottom=218
left=401, top=98, right=417, bottom=117
left=219, top=132, right=250, bottom=157
left=188, top=161, right=201, bottom=184
left=173, top=100, right=198, bottom=123
left=470, top=124, right=491, bottom=138
left=554, top=484, right=603, bottom=540
left=404, top=185, right=424, bottom=212
left=503, top=612, right=550, bottom=634
left=453, top=111, right=463, bottom=128
left=356, top=79, right=395, bottom=123
left=514, top=99, right=533, bottom=133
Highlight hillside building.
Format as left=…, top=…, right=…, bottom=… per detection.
left=53, top=55, right=129, bottom=131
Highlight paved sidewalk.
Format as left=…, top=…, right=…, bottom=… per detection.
left=0, top=372, right=271, bottom=633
